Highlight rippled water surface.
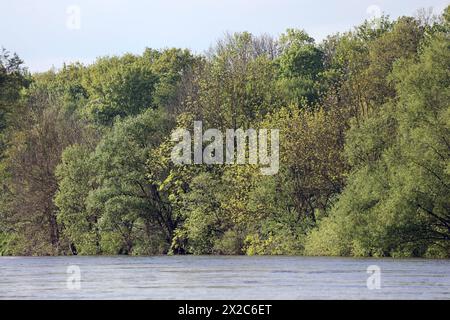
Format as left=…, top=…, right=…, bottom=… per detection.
left=0, top=256, right=449, bottom=299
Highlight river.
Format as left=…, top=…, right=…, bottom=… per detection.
left=0, top=256, right=449, bottom=299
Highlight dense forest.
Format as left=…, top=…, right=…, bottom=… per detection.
left=0, top=7, right=449, bottom=257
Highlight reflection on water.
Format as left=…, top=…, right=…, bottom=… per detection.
left=0, top=256, right=449, bottom=299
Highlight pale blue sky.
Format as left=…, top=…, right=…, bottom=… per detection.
left=1, top=0, right=448, bottom=72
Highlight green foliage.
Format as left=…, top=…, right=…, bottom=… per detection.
left=306, top=25, right=450, bottom=257
left=1, top=6, right=450, bottom=257
left=186, top=32, right=283, bottom=129
left=0, top=48, right=29, bottom=154
left=56, top=108, right=175, bottom=255
left=81, top=54, right=158, bottom=125
left=55, top=144, right=100, bottom=255
left=1, top=104, right=87, bottom=255
left=277, top=29, right=325, bottom=105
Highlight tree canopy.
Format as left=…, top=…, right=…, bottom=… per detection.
left=0, top=6, right=449, bottom=257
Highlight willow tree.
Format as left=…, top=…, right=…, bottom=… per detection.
left=305, top=21, right=450, bottom=257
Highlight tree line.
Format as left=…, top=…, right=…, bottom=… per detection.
left=0, top=6, right=449, bottom=257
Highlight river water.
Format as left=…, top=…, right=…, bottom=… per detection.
left=0, top=256, right=449, bottom=299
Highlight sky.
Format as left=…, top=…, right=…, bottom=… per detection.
left=1, top=0, right=449, bottom=72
